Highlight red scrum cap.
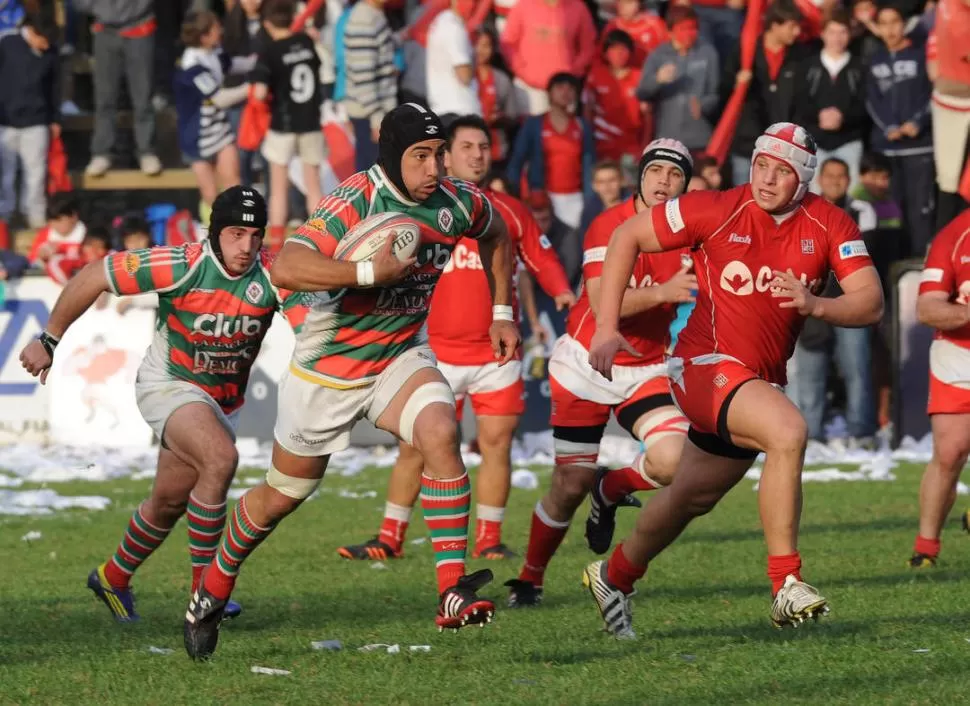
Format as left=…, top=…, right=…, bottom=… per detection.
left=751, top=122, right=818, bottom=206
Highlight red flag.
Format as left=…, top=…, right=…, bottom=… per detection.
left=705, top=0, right=765, bottom=165
left=238, top=87, right=271, bottom=152
left=291, top=0, right=325, bottom=32
left=47, top=134, right=72, bottom=195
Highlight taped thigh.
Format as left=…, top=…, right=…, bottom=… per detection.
left=398, top=381, right=456, bottom=446
left=635, top=407, right=690, bottom=452
left=266, top=464, right=322, bottom=500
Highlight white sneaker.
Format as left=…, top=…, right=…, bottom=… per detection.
left=582, top=560, right=636, bottom=640
left=85, top=156, right=111, bottom=177
left=140, top=154, right=162, bottom=176
left=770, top=574, right=830, bottom=628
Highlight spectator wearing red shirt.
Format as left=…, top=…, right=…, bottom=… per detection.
left=928, top=0, right=970, bottom=229
left=584, top=30, right=645, bottom=165
left=46, top=227, right=112, bottom=286
left=507, top=73, right=595, bottom=229
left=598, top=0, right=668, bottom=69
left=637, top=5, right=719, bottom=152
left=500, top=0, right=597, bottom=115
left=474, top=28, right=519, bottom=165
left=28, top=193, right=87, bottom=265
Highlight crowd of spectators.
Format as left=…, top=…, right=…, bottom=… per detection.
left=0, top=0, right=966, bottom=447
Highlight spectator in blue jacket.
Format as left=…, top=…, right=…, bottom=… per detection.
left=506, top=72, right=595, bottom=229
left=0, top=12, right=59, bottom=229
left=865, top=4, right=935, bottom=257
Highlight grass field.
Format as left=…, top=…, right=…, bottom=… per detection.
left=1, top=460, right=969, bottom=706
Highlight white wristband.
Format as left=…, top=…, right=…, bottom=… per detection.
left=492, top=305, right=514, bottom=322
left=356, top=261, right=375, bottom=287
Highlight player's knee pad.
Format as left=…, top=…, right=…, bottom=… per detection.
left=399, top=381, right=455, bottom=446
left=265, top=465, right=322, bottom=500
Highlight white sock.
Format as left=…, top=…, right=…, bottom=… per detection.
left=476, top=504, right=505, bottom=523
left=384, top=501, right=412, bottom=523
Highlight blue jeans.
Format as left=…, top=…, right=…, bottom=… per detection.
left=694, top=6, right=744, bottom=65
left=793, top=327, right=876, bottom=440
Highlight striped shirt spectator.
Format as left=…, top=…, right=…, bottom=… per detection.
left=343, top=0, right=398, bottom=170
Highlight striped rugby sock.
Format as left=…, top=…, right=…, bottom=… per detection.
left=187, top=493, right=227, bottom=592
left=103, top=503, right=174, bottom=589
left=203, top=494, right=275, bottom=600
left=420, top=472, right=471, bottom=594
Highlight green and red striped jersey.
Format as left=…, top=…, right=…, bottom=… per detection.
left=287, top=166, right=493, bottom=388
left=104, top=241, right=289, bottom=413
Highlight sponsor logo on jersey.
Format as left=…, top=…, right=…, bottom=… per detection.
left=713, top=373, right=729, bottom=388
left=801, top=239, right=815, bottom=255
left=419, top=243, right=453, bottom=270
left=306, top=218, right=326, bottom=233
left=719, top=260, right=820, bottom=297
left=246, top=281, right=265, bottom=304
left=961, top=256, right=970, bottom=265
left=437, top=208, right=454, bottom=233
left=123, top=252, right=140, bottom=275
left=838, top=240, right=868, bottom=260
left=728, top=233, right=751, bottom=245
left=539, top=234, right=552, bottom=249
left=443, top=243, right=481, bottom=272
left=665, top=198, right=685, bottom=233
left=193, top=313, right=263, bottom=337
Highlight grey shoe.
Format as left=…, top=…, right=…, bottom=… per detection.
left=139, top=154, right=162, bottom=176
left=85, top=155, right=111, bottom=177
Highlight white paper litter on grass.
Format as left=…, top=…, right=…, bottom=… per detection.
left=21, top=530, right=42, bottom=541
left=2, top=430, right=967, bottom=517
left=358, top=643, right=399, bottom=653
left=338, top=489, right=377, bottom=499
left=510, top=469, right=538, bottom=490
left=370, top=562, right=387, bottom=570
left=410, top=537, right=427, bottom=545
left=913, top=649, right=930, bottom=654
left=148, top=646, right=173, bottom=655
left=251, top=666, right=291, bottom=676
left=0, top=489, right=111, bottom=516
left=311, top=640, right=343, bottom=651
left=409, top=645, right=431, bottom=653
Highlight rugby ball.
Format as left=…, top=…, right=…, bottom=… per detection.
left=333, top=212, right=422, bottom=263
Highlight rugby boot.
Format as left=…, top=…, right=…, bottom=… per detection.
left=504, top=578, right=543, bottom=608
left=770, top=574, right=830, bottom=628
left=436, top=569, right=495, bottom=631
left=337, top=537, right=402, bottom=560
left=582, top=560, right=636, bottom=640
left=586, top=467, right=643, bottom=555
left=87, top=564, right=139, bottom=623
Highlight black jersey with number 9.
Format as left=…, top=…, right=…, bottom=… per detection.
left=253, top=33, right=322, bottom=134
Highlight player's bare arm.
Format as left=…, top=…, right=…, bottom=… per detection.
left=477, top=212, right=521, bottom=365
left=271, top=236, right=415, bottom=292
left=19, top=259, right=112, bottom=383
left=917, top=290, right=970, bottom=330
left=586, top=263, right=696, bottom=320
left=771, top=266, right=884, bottom=326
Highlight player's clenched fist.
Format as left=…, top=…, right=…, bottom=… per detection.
left=371, top=234, right=417, bottom=286
left=489, top=320, right=521, bottom=366
left=657, top=264, right=698, bottom=304
left=588, top=326, right=641, bottom=381
left=770, top=268, right=819, bottom=316
left=20, top=338, right=53, bottom=384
